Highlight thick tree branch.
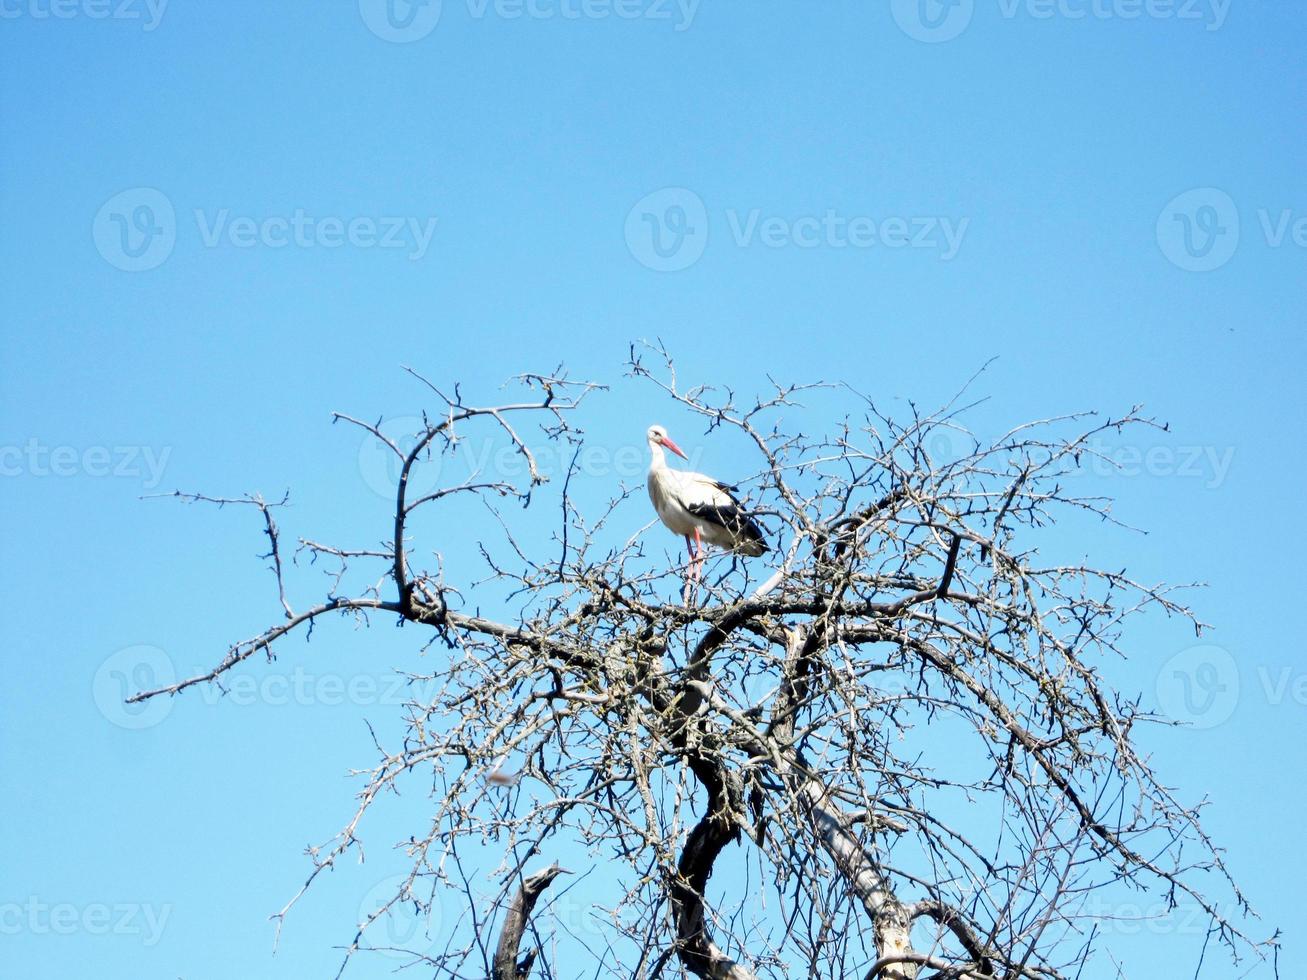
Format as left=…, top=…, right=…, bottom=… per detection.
left=492, top=863, right=568, bottom=980
left=671, top=776, right=757, bottom=980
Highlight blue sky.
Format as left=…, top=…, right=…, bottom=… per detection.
left=1, top=1, right=1302, bottom=977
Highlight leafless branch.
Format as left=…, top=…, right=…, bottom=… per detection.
left=131, top=355, right=1273, bottom=979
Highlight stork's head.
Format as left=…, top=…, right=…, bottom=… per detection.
left=646, top=424, right=688, bottom=460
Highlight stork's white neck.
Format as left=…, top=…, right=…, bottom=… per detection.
left=647, top=439, right=668, bottom=471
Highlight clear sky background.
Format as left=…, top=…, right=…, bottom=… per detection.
left=1, top=1, right=1303, bottom=977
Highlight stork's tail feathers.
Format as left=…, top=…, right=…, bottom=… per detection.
left=735, top=513, right=768, bottom=557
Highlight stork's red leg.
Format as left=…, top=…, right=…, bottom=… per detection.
left=693, top=527, right=704, bottom=584
left=683, top=536, right=695, bottom=604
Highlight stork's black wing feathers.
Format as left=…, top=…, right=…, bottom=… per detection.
left=686, top=497, right=768, bottom=551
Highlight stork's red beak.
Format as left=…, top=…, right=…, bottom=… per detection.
left=661, top=436, right=688, bottom=460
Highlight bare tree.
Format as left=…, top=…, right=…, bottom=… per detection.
left=131, top=346, right=1276, bottom=979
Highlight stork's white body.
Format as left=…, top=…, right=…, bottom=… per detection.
left=647, top=457, right=765, bottom=555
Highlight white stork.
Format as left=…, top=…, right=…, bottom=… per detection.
left=645, top=424, right=767, bottom=595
